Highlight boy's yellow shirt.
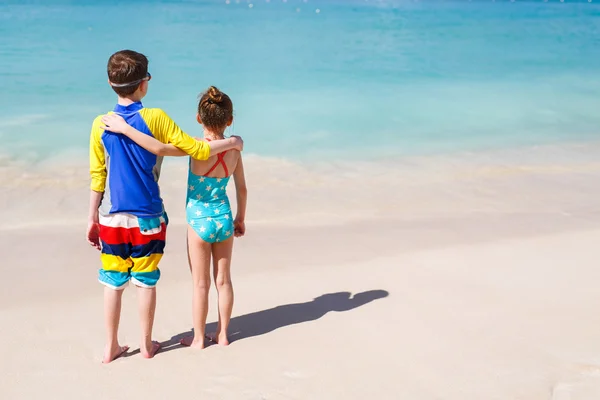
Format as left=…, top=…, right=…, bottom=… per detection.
left=90, top=106, right=210, bottom=193
left=89, top=103, right=211, bottom=217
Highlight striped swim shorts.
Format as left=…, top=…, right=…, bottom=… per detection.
left=98, top=212, right=167, bottom=290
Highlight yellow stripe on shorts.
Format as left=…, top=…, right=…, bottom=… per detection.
left=130, top=253, right=163, bottom=274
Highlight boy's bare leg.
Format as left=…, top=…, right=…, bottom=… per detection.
left=103, top=287, right=129, bottom=363
left=207, top=237, right=234, bottom=346
left=137, top=286, right=160, bottom=358
left=181, top=226, right=212, bottom=349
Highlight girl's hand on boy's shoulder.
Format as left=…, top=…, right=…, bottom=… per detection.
left=234, top=219, right=245, bottom=237
left=100, top=113, right=130, bottom=134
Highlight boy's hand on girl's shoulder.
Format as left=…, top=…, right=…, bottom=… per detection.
left=233, top=219, right=245, bottom=237
left=100, top=113, right=130, bottom=134
left=231, top=135, right=244, bottom=151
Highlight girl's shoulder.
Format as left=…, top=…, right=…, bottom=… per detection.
left=223, top=149, right=241, bottom=169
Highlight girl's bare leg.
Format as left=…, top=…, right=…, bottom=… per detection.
left=208, top=236, right=234, bottom=346
left=180, top=226, right=212, bottom=349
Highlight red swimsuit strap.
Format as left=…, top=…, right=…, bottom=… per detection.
left=203, top=138, right=229, bottom=176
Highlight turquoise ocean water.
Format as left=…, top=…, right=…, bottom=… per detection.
left=0, top=0, right=599, bottom=164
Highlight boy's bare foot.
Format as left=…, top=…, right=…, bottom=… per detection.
left=205, top=332, right=229, bottom=346
left=141, top=341, right=161, bottom=359
left=102, top=344, right=129, bottom=364
left=180, top=335, right=206, bottom=349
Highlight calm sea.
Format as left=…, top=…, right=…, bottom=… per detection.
left=1, top=0, right=599, bottom=164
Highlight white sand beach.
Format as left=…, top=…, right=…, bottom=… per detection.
left=2, top=142, right=600, bottom=399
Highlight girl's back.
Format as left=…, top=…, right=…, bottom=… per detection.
left=190, top=144, right=240, bottom=179
left=186, top=143, right=240, bottom=243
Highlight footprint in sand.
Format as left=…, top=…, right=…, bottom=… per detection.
left=282, top=370, right=306, bottom=379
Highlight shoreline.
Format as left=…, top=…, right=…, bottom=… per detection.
left=2, top=139, right=600, bottom=229
left=2, top=135, right=600, bottom=174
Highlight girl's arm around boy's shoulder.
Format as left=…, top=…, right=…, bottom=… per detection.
left=100, top=111, right=186, bottom=156
left=143, top=108, right=244, bottom=157
left=100, top=110, right=243, bottom=158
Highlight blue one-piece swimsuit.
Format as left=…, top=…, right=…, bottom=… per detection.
left=186, top=151, right=234, bottom=243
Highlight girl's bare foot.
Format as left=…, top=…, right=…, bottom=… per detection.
left=180, top=335, right=206, bottom=349
left=141, top=341, right=161, bottom=359
left=205, top=332, right=229, bottom=346
left=102, top=344, right=129, bottom=364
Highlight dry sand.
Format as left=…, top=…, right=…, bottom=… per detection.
left=1, top=142, right=600, bottom=399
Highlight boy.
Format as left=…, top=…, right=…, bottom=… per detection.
left=87, top=50, right=243, bottom=363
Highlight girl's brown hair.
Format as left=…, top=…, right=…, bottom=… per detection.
left=198, top=86, right=233, bottom=130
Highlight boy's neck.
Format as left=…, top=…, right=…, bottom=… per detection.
left=117, top=95, right=142, bottom=106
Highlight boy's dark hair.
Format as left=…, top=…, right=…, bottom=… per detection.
left=198, top=86, right=233, bottom=130
left=107, top=50, right=148, bottom=97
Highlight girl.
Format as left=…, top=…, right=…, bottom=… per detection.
left=101, top=86, right=247, bottom=348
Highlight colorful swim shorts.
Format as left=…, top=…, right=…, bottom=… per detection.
left=98, top=212, right=167, bottom=290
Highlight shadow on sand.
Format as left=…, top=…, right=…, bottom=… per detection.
left=159, top=289, right=389, bottom=354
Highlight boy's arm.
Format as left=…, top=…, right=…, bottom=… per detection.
left=87, top=190, right=103, bottom=250
left=90, top=116, right=107, bottom=193
left=232, top=155, right=247, bottom=237
left=88, top=117, right=105, bottom=250
left=142, top=109, right=242, bottom=159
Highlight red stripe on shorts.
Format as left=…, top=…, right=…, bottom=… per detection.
left=100, top=223, right=167, bottom=246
